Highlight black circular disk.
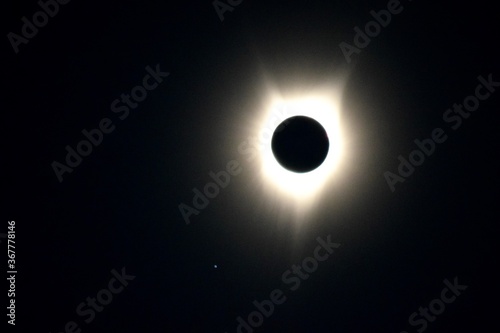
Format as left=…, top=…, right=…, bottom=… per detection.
left=271, top=116, right=329, bottom=173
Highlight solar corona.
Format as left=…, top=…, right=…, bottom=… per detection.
left=256, top=92, right=346, bottom=210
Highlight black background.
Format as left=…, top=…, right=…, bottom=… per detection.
left=3, top=0, right=499, bottom=332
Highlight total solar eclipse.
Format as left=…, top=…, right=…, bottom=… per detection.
left=271, top=116, right=329, bottom=173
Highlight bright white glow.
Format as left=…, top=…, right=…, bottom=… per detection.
left=256, top=90, right=345, bottom=212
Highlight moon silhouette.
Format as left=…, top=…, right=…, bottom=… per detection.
left=271, top=116, right=329, bottom=173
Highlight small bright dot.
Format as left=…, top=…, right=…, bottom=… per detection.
left=214, top=265, right=218, bottom=269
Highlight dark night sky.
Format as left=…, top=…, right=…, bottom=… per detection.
left=3, top=0, right=500, bottom=332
